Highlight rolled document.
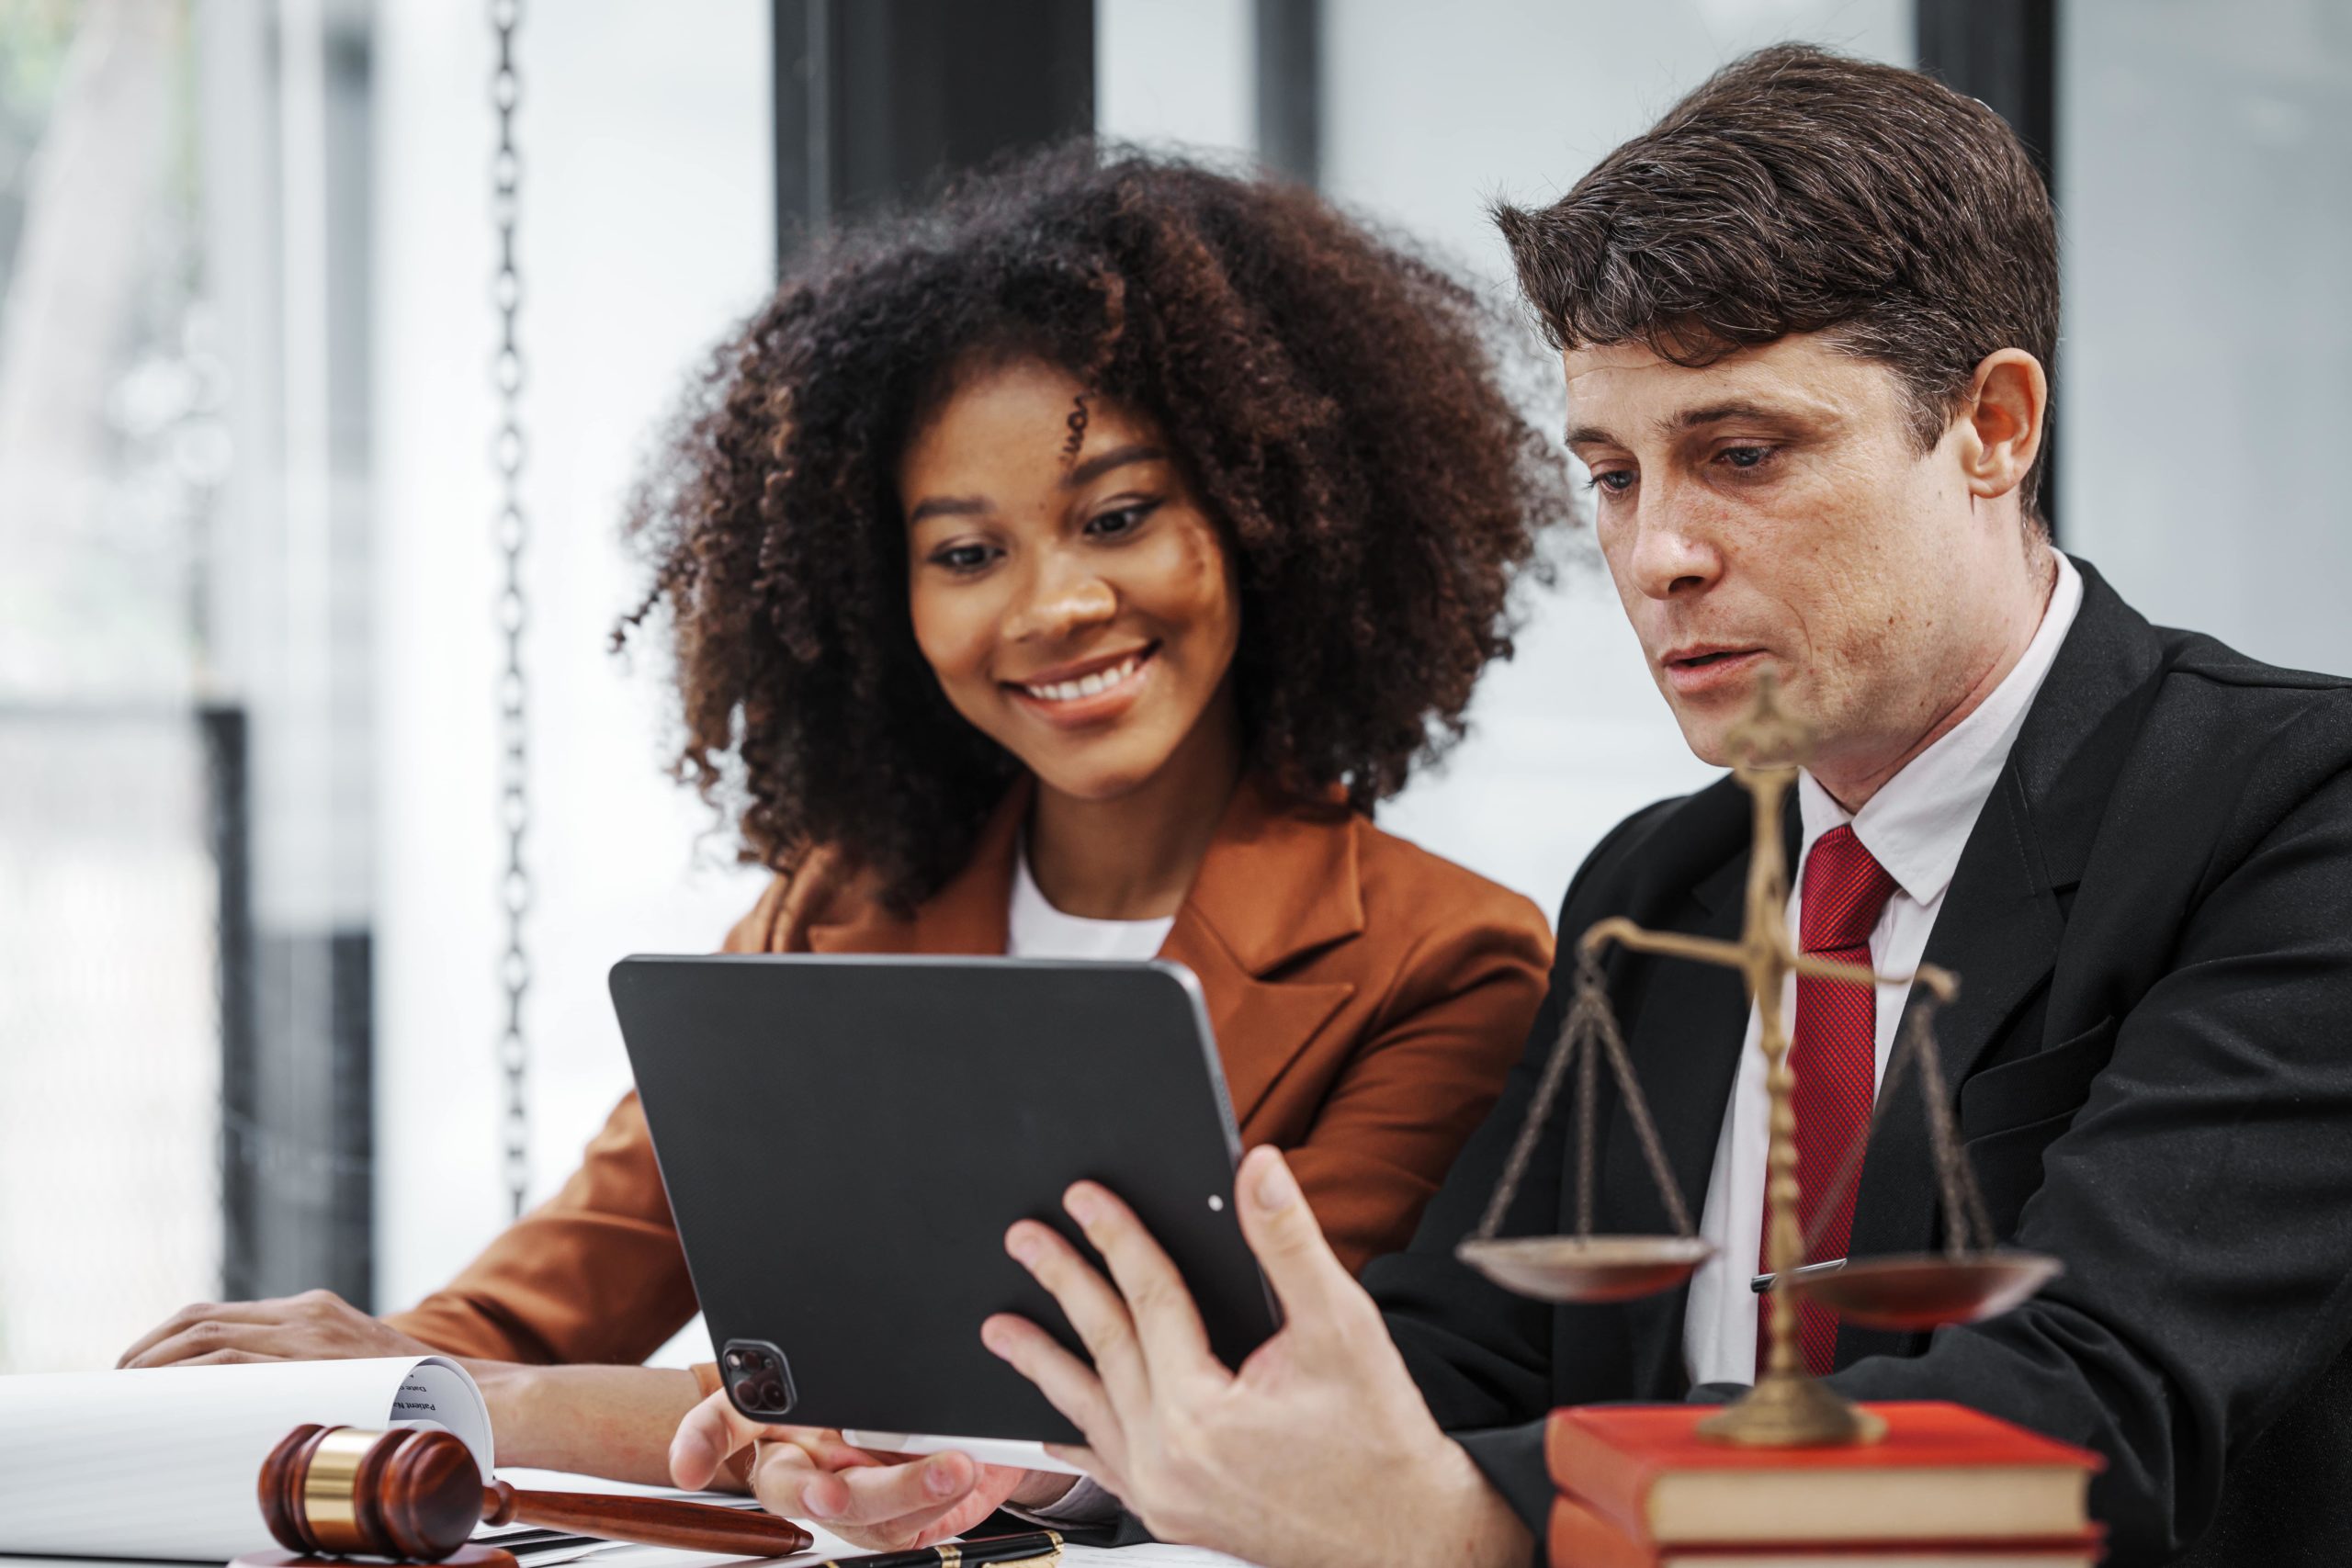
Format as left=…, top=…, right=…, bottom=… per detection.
left=0, top=1355, right=492, bottom=1561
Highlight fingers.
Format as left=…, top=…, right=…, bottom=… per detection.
left=980, top=1312, right=1126, bottom=1475
left=1233, top=1146, right=1362, bottom=1338
left=750, top=1443, right=978, bottom=1545
left=783, top=1428, right=887, bottom=1472
left=120, top=1317, right=306, bottom=1371
left=1040, top=1441, right=1129, bottom=1506
left=119, top=1299, right=300, bottom=1368
left=669, top=1390, right=771, bottom=1490
left=1060, top=1183, right=1219, bottom=1388
left=1002, top=1219, right=1155, bottom=1415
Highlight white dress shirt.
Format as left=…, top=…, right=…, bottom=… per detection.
left=1681, top=551, right=2083, bottom=1387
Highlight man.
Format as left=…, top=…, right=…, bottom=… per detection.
left=682, top=45, right=2352, bottom=1566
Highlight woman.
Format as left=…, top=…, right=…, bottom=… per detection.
left=119, top=144, right=1569, bottom=1509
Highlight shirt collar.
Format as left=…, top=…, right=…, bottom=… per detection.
left=1797, top=550, right=2084, bottom=907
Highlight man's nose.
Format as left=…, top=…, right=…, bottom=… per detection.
left=1622, top=489, right=1724, bottom=602
left=1004, top=549, right=1118, bottom=642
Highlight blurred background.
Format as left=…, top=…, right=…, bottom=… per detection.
left=2, top=0, right=2346, bottom=1375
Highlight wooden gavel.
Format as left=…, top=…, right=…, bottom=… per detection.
left=241, top=1424, right=812, bottom=1566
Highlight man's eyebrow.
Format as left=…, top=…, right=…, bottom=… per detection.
left=1065, top=443, right=1165, bottom=488
left=1662, top=400, right=1817, bottom=434
left=907, top=494, right=989, bottom=525
left=1566, top=401, right=1826, bottom=450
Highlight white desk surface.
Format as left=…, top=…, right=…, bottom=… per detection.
left=0, top=1465, right=1259, bottom=1568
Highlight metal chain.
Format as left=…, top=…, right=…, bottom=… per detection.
left=490, top=0, right=531, bottom=1220
left=1471, top=949, right=1697, bottom=1243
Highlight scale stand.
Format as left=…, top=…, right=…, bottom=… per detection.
left=1454, top=673, right=2061, bottom=1446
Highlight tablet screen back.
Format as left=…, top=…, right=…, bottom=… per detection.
left=611, top=953, right=1279, bottom=1443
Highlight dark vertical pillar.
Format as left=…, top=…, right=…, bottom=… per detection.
left=1254, top=0, right=1320, bottom=186
left=1917, top=0, right=2061, bottom=537
left=209, top=698, right=374, bottom=1310
left=772, top=0, right=1093, bottom=261
left=203, top=705, right=262, bottom=1301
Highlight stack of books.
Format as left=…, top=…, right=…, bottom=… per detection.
left=1546, top=1402, right=2104, bottom=1565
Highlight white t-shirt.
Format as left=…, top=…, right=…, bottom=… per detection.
left=1006, top=845, right=1174, bottom=962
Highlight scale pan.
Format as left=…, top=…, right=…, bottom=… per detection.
left=1455, top=1235, right=1716, bottom=1303
left=1793, top=1250, right=2063, bottom=1329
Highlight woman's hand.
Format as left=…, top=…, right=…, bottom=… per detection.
left=117, top=1295, right=708, bottom=1486
left=670, top=1393, right=1072, bottom=1550
left=119, top=1290, right=437, bottom=1369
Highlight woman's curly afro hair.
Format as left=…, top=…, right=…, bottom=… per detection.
left=620, top=141, right=1571, bottom=909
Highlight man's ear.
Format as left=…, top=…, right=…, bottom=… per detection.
left=1957, top=348, right=2048, bottom=502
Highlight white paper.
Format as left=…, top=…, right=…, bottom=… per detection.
left=0, top=1355, right=492, bottom=1562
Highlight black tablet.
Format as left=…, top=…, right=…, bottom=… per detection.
left=610, top=953, right=1280, bottom=1463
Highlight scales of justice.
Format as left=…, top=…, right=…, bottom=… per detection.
left=1454, top=673, right=2062, bottom=1448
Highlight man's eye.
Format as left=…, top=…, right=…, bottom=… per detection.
left=1587, top=469, right=1635, bottom=494
left=1087, top=502, right=1157, bottom=537
left=1720, top=446, right=1772, bottom=470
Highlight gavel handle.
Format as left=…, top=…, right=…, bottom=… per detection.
left=483, top=1482, right=814, bottom=1557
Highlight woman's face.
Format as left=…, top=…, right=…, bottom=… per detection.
left=901, top=356, right=1241, bottom=804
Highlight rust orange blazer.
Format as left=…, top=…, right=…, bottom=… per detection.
left=387, top=773, right=1551, bottom=1368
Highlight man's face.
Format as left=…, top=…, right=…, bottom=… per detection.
left=1566, top=332, right=2025, bottom=787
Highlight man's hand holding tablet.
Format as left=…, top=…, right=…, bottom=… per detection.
left=978, top=1147, right=1530, bottom=1568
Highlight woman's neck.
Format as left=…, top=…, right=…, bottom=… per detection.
left=1024, top=692, right=1244, bottom=921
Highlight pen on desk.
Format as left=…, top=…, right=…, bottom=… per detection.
left=813, top=1529, right=1064, bottom=1568
left=1751, top=1257, right=1848, bottom=1292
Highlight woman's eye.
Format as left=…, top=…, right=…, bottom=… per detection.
left=1086, top=502, right=1157, bottom=538
left=930, top=542, right=999, bottom=573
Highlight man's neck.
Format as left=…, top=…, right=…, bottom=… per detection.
left=1814, top=546, right=2058, bottom=813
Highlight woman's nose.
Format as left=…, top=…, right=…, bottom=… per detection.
left=1004, top=553, right=1118, bottom=642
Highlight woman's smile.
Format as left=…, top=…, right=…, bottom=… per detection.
left=1004, top=642, right=1161, bottom=728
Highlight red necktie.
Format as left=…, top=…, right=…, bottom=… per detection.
left=1758, top=824, right=1898, bottom=1378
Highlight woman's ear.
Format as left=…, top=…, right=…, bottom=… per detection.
left=1958, top=347, right=2048, bottom=502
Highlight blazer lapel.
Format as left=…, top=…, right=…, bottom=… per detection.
left=1836, top=773, right=2062, bottom=1369
left=803, top=788, right=1023, bottom=956
left=1835, top=558, right=2167, bottom=1367
left=1164, top=775, right=1361, bottom=1130
left=1613, top=845, right=1756, bottom=1397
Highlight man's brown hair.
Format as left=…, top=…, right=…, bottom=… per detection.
left=1496, top=43, right=2059, bottom=519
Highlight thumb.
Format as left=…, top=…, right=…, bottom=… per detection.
left=670, top=1387, right=762, bottom=1490
left=1236, top=1146, right=1355, bottom=1331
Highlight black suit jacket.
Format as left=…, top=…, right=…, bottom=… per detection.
left=1367, top=562, right=2352, bottom=1566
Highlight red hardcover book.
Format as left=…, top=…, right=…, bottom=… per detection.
left=1550, top=1494, right=2106, bottom=1566
left=1546, top=1402, right=2101, bottom=1548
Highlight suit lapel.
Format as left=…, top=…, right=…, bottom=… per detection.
left=1556, top=777, right=1767, bottom=1397
left=1835, top=773, right=2063, bottom=1364
left=1614, top=847, right=1755, bottom=1396
left=1834, top=558, right=2167, bottom=1367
